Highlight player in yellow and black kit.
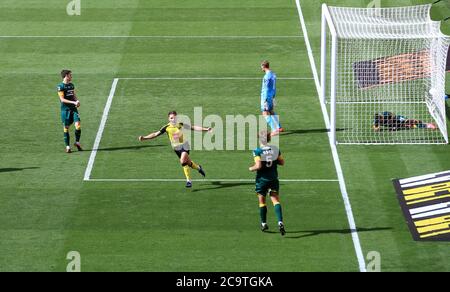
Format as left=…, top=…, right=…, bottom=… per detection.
left=138, top=111, right=211, bottom=188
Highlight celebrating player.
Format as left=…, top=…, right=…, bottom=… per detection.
left=138, top=111, right=211, bottom=188
left=249, top=130, right=286, bottom=236
left=260, top=60, right=283, bottom=136
left=57, top=70, right=83, bottom=153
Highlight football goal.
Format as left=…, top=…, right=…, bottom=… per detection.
left=320, top=4, right=449, bottom=144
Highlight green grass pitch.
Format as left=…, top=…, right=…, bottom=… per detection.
left=0, top=0, right=449, bottom=271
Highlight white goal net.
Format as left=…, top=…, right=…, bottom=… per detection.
left=321, top=4, right=449, bottom=144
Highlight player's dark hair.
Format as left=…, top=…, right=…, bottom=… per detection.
left=261, top=60, right=270, bottom=69
left=374, top=113, right=380, bottom=127
left=61, top=69, right=72, bottom=79
left=168, top=111, right=177, bottom=116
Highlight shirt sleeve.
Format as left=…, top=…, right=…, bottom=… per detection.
left=157, top=125, right=168, bottom=136
left=253, top=148, right=262, bottom=160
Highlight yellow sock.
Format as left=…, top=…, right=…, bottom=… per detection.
left=183, top=165, right=191, bottom=181
left=190, top=161, right=200, bottom=170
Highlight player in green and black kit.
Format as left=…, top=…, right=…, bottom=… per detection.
left=249, top=131, right=286, bottom=236
left=57, top=70, right=83, bottom=153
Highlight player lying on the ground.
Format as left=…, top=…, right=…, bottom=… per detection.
left=249, top=130, right=286, bottom=236
left=138, top=111, right=211, bottom=188
left=373, top=111, right=437, bottom=131
left=57, top=69, right=83, bottom=153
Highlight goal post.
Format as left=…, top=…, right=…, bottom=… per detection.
left=321, top=4, right=338, bottom=144
left=321, top=4, right=449, bottom=145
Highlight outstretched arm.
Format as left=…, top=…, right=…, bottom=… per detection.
left=185, top=124, right=212, bottom=133
left=138, top=131, right=162, bottom=142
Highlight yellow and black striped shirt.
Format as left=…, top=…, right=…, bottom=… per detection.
left=158, top=122, right=187, bottom=148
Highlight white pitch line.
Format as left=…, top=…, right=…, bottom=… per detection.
left=83, top=78, right=119, bottom=181
left=118, top=77, right=314, bottom=80
left=83, top=76, right=312, bottom=181
left=295, top=0, right=366, bottom=272
left=0, top=35, right=303, bottom=39
left=87, top=178, right=339, bottom=182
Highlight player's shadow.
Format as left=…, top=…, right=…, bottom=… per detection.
left=263, top=227, right=392, bottom=239
left=281, top=128, right=345, bottom=136
left=192, top=181, right=254, bottom=192
left=89, top=144, right=166, bottom=152
left=0, top=167, right=40, bottom=173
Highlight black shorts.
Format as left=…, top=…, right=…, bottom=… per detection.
left=174, top=147, right=190, bottom=158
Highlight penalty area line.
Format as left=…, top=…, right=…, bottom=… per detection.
left=0, top=35, right=304, bottom=39
left=83, top=78, right=119, bottom=181
left=82, top=76, right=313, bottom=182
left=86, top=178, right=339, bottom=182
left=117, top=77, right=314, bottom=80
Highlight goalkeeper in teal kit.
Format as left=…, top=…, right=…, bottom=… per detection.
left=260, top=60, right=283, bottom=136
